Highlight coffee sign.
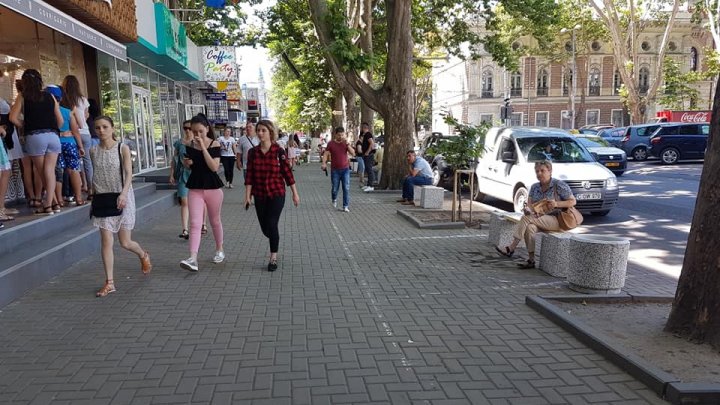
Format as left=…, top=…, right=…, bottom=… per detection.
left=202, top=46, right=237, bottom=82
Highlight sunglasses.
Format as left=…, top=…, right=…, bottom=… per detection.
left=183, top=127, right=192, bottom=131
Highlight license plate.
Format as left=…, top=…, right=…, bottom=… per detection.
left=605, top=162, right=620, bottom=167
left=576, top=192, right=602, bottom=200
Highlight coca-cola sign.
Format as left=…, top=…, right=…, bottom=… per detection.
left=673, top=111, right=711, bottom=123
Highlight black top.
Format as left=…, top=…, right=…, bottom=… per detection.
left=361, top=132, right=374, bottom=155
left=24, top=92, right=57, bottom=133
left=185, top=146, right=224, bottom=189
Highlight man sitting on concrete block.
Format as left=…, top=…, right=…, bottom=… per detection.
left=397, top=150, right=433, bottom=205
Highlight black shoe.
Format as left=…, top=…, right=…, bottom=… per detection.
left=268, top=259, right=278, bottom=272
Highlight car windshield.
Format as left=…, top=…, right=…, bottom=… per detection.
left=517, top=137, right=595, bottom=163
left=577, top=137, right=611, bottom=148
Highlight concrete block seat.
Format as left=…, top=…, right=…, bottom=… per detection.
left=488, top=212, right=524, bottom=249
left=411, top=185, right=445, bottom=209
left=534, top=232, right=572, bottom=276
left=0, top=182, right=176, bottom=308
left=566, top=234, right=630, bottom=294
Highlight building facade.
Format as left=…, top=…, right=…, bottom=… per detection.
left=432, top=15, right=715, bottom=135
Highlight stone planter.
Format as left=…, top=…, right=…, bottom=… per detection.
left=567, top=234, right=630, bottom=294
left=535, top=232, right=572, bottom=276
left=488, top=212, right=523, bottom=249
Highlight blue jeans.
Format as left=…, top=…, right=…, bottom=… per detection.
left=356, top=156, right=365, bottom=176
left=331, top=167, right=351, bottom=208
left=402, top=176, right=433, bottom=200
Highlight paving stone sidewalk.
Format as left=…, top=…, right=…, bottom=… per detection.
left=0, top=165, right=673, bottom=404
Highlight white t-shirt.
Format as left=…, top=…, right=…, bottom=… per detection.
left=218, top=136, right=237, bottom=157
left=74, top=97, right=90, bottom=134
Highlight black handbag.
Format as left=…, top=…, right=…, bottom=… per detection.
left=0, top=113, right=14, bottom=150
left=91, top=144, right=124, bottom=218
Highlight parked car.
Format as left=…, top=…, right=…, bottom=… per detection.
left=578, top=124, right=614, bottom=135
left=575, top=135, right=627, bottom=176
left=648, top=123, right=709, bottom=164
left=474, top=127, right=619, bottom=216
left=596, top=127, right=626, bottom=148
left=619, top=123, right=665, bottom=161
left=419, top=133, right=454, bottom=187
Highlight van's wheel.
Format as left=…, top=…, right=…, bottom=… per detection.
left=513, top=187, right=528, bottom=213
left=431, top=166, right=442, bottom=187
left=472, top=174, right=485, bottom=201
left=661, top=147, right=680, bottom=164
left=592, top=210, right=610, bottom=216
left=632, top=147, right=648, bottom=161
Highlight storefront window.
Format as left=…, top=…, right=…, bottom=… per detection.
left=97, top=53, right=121, bottom=128
left=149, top=71, right=167, bottom=168
left=131, top=61, right=149, bottom=91
left=116, top=58, right=138, bottom=173
left=166, top=79, right=181, bottom=144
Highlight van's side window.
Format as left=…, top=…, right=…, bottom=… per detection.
left=660, top=126, right=679, bottom=135
left=679, top=125, right=696, bottom=135
left=496, top=138, right=514, bottom=160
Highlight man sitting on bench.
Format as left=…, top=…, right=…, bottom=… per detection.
left=397, top=150, right=433, bottom=205
left=494, top=160, right=576, bottom=268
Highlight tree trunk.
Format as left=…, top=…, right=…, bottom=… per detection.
left=332, top=91, right=344, bottom=129
left=664, top=77, right=720, bottom=350
left=378, top=0, right=414, bottom=189
left=359, top=0, right=375, bottom=129
left=343, top=87, right=359, bottom=140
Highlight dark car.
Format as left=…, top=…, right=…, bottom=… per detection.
left=575, top=135, right=627, bottom=176
left=649, top=123, right=709, bottom=164
left=419, top=133, right=455, bottom=187
left=620, top=123, right=665, bottom=161
left=596, top=127, right=626, bottom=148
left=578, top=124, right=614, bottom=135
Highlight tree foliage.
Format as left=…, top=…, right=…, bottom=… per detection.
left=426, top=116, right=489, bottom=170
left=177, top=0, right=262, bottom=46
left=262, top=0, right=335, bottom=133
left=659, top=50, right=720, bottom=110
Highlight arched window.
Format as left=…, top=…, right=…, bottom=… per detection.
left=589, top=67, right=601, bottom=96
left=638, top=66, right=650, bottom=95
left=690, top=47, right=698, bottom=72
left=481, top=69, right=494, bottom=98
left=613, top=70, right=623, bottom=95
left=563, top=68, right=573, bottom=96
left=510, top=71, right=522, bottom=97
left=537, top=68, right=549, bottom=96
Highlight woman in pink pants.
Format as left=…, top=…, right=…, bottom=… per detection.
left=180, top=113, right=225, bottom=272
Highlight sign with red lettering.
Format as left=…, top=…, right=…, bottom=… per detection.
left=656, top=110, right=711, bottom=123
left=201, top=46, right=237, bottom=82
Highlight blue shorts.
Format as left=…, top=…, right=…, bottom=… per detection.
left=25, top=131, right=61, bottom=156
left=57, top=142, right=81, bottom=171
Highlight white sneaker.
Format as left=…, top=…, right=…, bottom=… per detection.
left=332, top=200, right=337, bottom=208
left=364, top=187, right=374, bottom=192
left=180, top=258, right=199, bottom=272
left=212, top=251, right=225, bottom=264
left=343, top=207, right=350, bottom=212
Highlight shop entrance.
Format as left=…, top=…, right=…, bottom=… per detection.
left=132, top=87, right=156, bottom=173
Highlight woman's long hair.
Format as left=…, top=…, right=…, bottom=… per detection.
left=60, top=75, right=83, bottom=109
left=20, top=69, right=43, bottom=102
left=190, top=113, right=215, bottom=140
left=256, top=119, right=277, bottom=141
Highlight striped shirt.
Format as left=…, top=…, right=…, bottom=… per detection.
left=245, top=143, right=296, bottom=198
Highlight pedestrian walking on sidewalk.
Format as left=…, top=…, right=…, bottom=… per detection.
left=236, top=120, right=259, bottom=180
left=91, top=116, right=151, bottom=297
left=321, top=126, right=355, bottom=212
left=219, top=127, right=237, bottom=188
left=180, top=113, right=225, bottom=272
left=244, top=119, right=300, bottom=272
left=170, top=120, right=192, bottom=239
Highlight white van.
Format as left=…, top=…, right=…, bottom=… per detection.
left=474, top=127, right=619, bottom=216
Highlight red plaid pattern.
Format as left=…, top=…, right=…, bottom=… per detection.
left=245, top=143, right=296, bottom=198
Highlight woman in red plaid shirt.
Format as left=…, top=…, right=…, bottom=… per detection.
left=244, top=120, right=300, bottom=271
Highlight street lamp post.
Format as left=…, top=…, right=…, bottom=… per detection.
left=561, top=24, right=581, bottom=129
